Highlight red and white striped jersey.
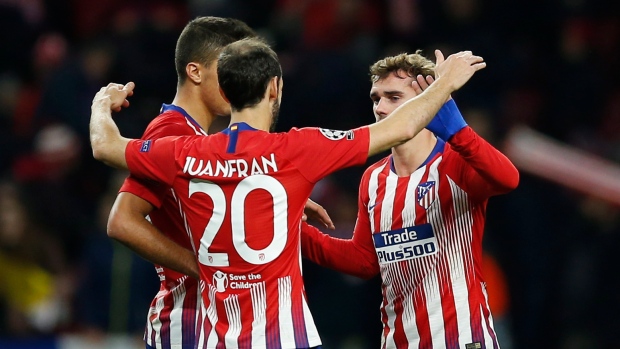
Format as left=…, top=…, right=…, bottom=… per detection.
left=301, top=126, right=519, bottom=349
left=125, top=123, right=370, bottom=348
left=119, top=104, right=208, bottom=349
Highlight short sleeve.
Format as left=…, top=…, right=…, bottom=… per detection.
left=283, top=126, right=370, bottom=183
left=118, top=174, right=168, bottom=209
left=125, top=136, right=182, bottom=188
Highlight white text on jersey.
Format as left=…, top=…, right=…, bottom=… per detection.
left=183, top=153, right=278, bottom=178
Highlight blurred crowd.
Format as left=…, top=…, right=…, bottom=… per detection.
left=0, top=0, right=619, bottom=348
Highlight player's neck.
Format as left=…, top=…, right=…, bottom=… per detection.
left=230, top=99, right=273, bottom=132
left=171, top=90, right=214, bottom=131
left=391, top=130, right=437, bottom=177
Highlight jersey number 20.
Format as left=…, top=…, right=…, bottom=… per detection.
left=189, top=175, right=288, bottom=267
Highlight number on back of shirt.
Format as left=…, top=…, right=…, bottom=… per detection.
left=189, top=175, right=288, bottom=267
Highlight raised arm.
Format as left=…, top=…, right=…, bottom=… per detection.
left=90, top=82, right=135, bottom=168
left=413, top=74, right=519, bottom=198
left=367, top=50, right=486, bottom=157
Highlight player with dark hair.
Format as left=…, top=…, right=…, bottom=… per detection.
left=300, top=51, right=519, bottom=348
left=107, top=17, right=259, bottom=349
left=106, top=17, right=333, bottom=349
left=90, top=38, right=486, bottom=348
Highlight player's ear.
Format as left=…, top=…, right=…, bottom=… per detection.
left=268, top=76, right=279, bottom=101
left=186, top=62, right=201, bottom=84
left=219, top=87, right=230, bottom=104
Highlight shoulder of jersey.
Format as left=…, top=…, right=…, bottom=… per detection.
left=362, top=156, right=389, bottom=176
left=144, top=111, right=191, bottom=135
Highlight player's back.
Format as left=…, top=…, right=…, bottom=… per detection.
left=181, top=124, right=321, bottom=348
left=126, top=122, right=370, bottom=348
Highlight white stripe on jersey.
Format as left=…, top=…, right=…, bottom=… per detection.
left=151, top=293, right=166, bottom=346
left=278, top=276, right=295, bottom=347
left=425, top=268, right=443, bottom=347
left=206, top=286, right=219, bottom=347
left=380, top=172, right=398, bottom=232
left=378, top=168, right=398, bottom=348
left=368, top=163, right=385, bottom=229
left=185, top=118, right=208, bottom=136
left=402, top=168, right=424, bottom=348
left=224, top=295, right=242, bottom=347
left=170, top=280, right=187, bottom=345
left=251, top=282, right=267, bottom=347
left=197, top=299, right=206, bottom=349
left=481, top=285, right=497, bottom=347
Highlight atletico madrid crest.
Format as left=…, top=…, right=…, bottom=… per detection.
left=416, top=181, right=436, bottom=209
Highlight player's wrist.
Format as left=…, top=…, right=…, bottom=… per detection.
left=92, top=95, right=114, bottom=110
left=426, top=99, right=467, bottom=141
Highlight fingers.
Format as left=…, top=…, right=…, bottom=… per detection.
left=411, top=77, right=423, bottom=95
left=411, top=74, right=433, bottom=95
left=473, top=62, right=487, bottom=71
left=314, top=205, right=335, bottom=229
left=434, top=49, right=445, bottom=65
left=122, top=81, right=135, bottom=97
left=303, top=199, right=335, bottom=229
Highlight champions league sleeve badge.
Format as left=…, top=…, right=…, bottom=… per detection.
left=416, top=181, right=437, bottom=209
left=140, top=139, right=152, bottom=152
left=319, top=128, right=354, bottom=140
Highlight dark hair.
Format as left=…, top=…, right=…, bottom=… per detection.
left=369, top=50, right=436, bottom=83
left=175, top=16, right=257, bottom=84
left=217, top=38, right=282, bottom=111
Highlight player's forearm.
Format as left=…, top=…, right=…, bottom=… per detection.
left=368, top=78, right=452, bottom=156
left=90, top=98, right=130, bottom=169
left=108, top=194, right=200, bottom=279
left=450, top=127, right=519, bottom=194
left=300, top=222, right=379, bottom=279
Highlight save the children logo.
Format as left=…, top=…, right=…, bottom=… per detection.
left=212, top=271, right=264, bottom=292
left=213, top=270, right=228, bottom=292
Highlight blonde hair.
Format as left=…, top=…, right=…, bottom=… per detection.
left=369, top=50, right=435, bottom=83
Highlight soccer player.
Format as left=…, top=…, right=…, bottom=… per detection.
left=105, top=17, right=334, bottom=349
left=90, top=39, right=486, bottom=348
left=106, top=17, right=258, bottom=349
left=300, top=52, right=519, bottom=348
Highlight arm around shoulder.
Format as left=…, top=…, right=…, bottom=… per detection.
left=300, top=222, right=379, bottom=279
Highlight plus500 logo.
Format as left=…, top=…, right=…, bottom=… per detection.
left=377, top=241, right=437, bottom=263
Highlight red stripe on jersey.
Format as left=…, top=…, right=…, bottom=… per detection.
left=292, top=293, right=309, bottom=348
left=438, top=258, right=459, bottom=348
left=390, top=176, right=408, bottom=230
left=414, top=288, right=432, bottom=348
left=481, top=294, right=499, bottom=349
left=372, top=165, right=389, bottom=234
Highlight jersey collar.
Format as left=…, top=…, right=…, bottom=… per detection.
left=390, top=136, right=445, bottom=173
left=161, top=104, right=205, bottom=132
left=221, top=122, right=258, bottom=134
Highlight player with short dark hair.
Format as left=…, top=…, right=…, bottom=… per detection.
left=107, top=16, right=258, bottom=349
left=90, top=38, right=486, bottom=348
left=301, top=51, right=519, bottom=348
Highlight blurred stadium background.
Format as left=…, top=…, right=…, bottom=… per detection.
left=0, top=0, right=619, bottom=348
